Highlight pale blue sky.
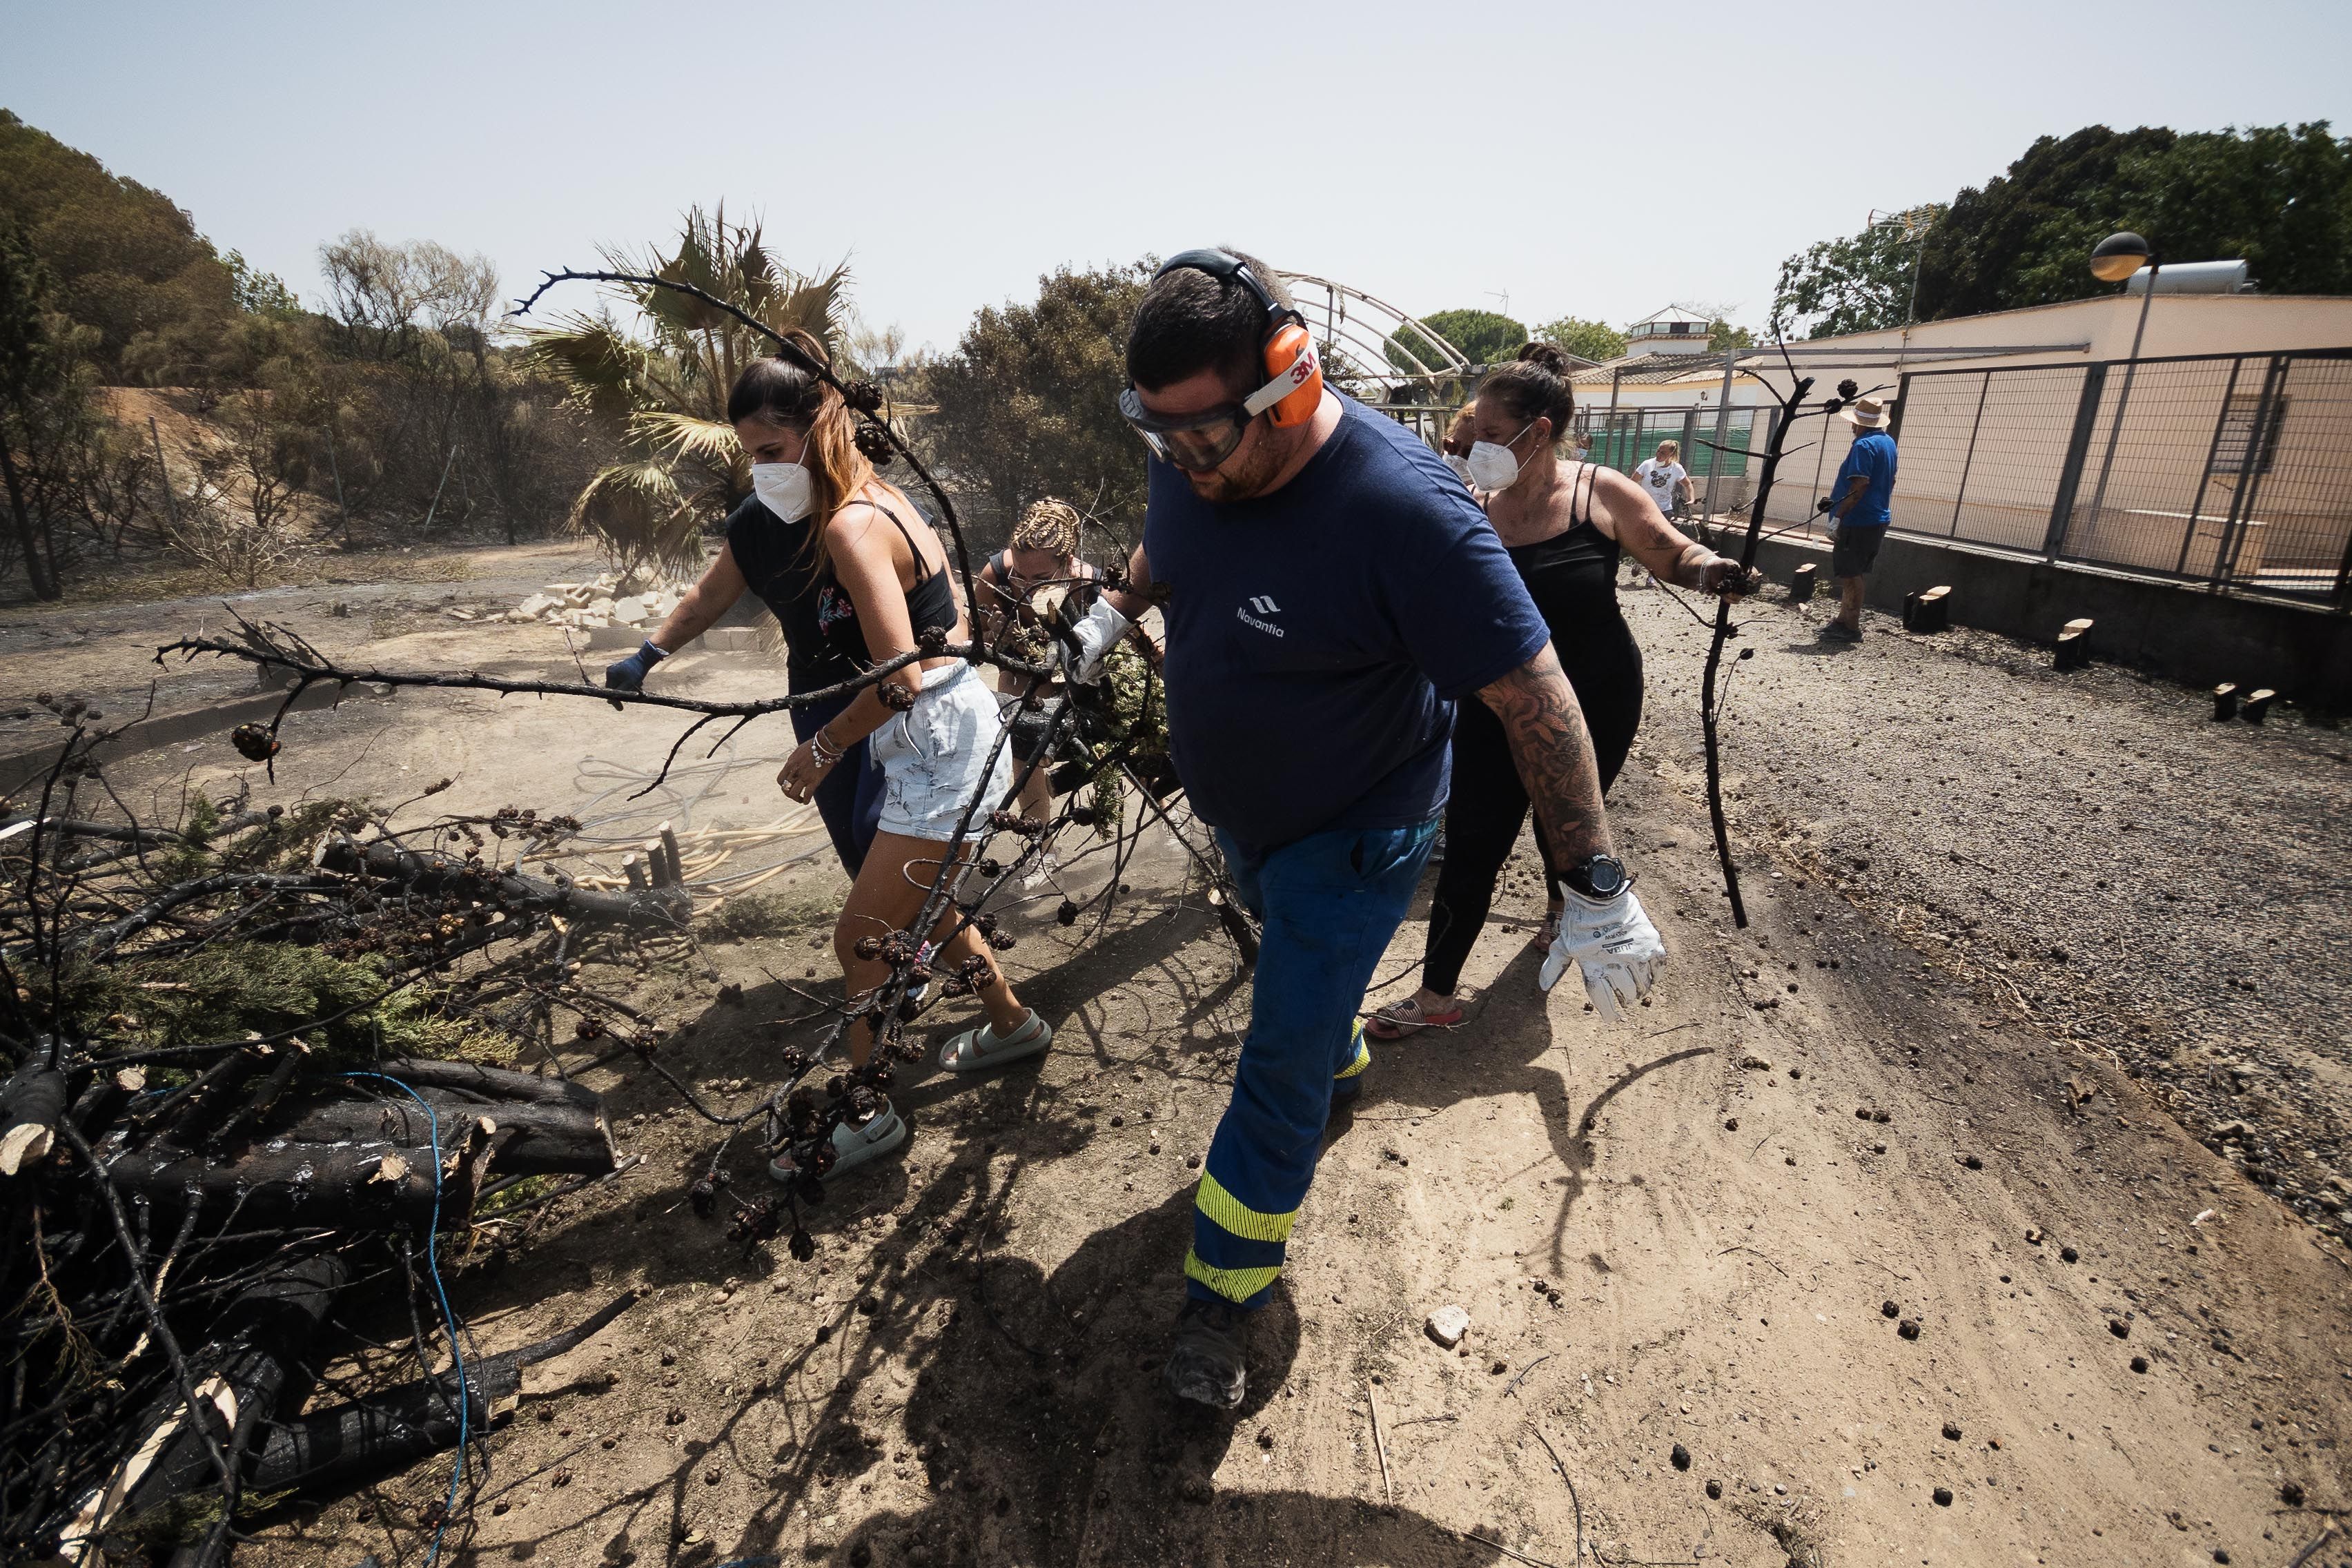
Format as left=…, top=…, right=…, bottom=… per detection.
left=5, top=0, right=2347, bottom=353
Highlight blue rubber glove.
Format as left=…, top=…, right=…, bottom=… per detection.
left=605, top=639, right=668, bottom=693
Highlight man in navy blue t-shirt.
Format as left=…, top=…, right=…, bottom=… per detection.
left=1060, top=250, right=1668, bottom=1410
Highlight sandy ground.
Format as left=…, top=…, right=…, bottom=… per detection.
left=16, top=556, right=2352, bottom=1567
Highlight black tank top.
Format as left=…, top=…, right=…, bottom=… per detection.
left=724, top=494, right=852, bottom=690
left=1494, top=465, right=1642, bottom=686
left=811, top=500, right=959, bottom=670
left=725, top=493, right=959, bottom=688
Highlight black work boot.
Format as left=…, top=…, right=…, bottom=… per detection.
left=1163, top=1297, right=1251, bottom=1410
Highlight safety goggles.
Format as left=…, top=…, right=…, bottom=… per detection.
left=1118, top=348, right=1317, bottom=471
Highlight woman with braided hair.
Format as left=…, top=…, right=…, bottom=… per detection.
left=1364, top=342, right=1753, bottom=1039
left=972, top=498, right=1101, bottom=831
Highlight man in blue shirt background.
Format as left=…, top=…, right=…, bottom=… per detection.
left=1060, top=249, right=1667, bottom=1410
left=1823, top=394, right=1898, bottom=643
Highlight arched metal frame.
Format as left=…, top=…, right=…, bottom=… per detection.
left=1277, top=272, right=1477, bottom=446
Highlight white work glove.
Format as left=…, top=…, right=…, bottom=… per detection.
left=1057, top=596, right=1133, bottom=685
left=1540, top=883, right=1665, bottom=1020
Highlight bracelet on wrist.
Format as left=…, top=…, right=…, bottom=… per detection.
left=809, top=728, right=844, bottom=767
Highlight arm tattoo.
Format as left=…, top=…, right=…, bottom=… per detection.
left=1477, top=643, right=1615, bottom=867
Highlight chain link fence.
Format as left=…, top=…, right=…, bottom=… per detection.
left=1754, top=347, right=2352, bottom=603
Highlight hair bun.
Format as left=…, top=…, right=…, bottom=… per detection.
left=777, top=327, right=832, bottom=370
left=1516, top=341, right=1571, bottom=376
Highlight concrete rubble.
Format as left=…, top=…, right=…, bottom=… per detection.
left=504, top=571, right=696, bottom=632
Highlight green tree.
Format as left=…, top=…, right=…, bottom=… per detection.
left=525, top=205, right=848, bottom=576
left=1771, top=206, right=1947, bottom=339
left=1535, top=315, right=1626, bottom=362
left=1707, top=318, right=1756, bottom=352
left=224, top=250, right=302, bottom=318
left=1391, top=307, right=1526, bottom=373
left=0, top=110, right=237, bottom=380
left=1777, top=124, right=2352, bottom=335
left=917, top=262, right=1153, bottom=533
left=0, top=216, right=86, bottom=600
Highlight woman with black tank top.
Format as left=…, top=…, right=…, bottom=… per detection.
left=1366, top=343, right=1753, bottom=1039
left=612, top=337, right=1053, bottom=1181
left=605, top=337, right=890, bottom=881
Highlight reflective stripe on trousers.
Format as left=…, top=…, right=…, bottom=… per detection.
left=1186, top=819, right=1436, bottom=1309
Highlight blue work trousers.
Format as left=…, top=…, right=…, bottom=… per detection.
left=792, top=691, right=884, bottom=879
left=1187, top=817, right=1438, bottom=1309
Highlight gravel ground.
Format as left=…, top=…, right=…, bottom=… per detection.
left=1618, top=575, right=2352, bottom=1251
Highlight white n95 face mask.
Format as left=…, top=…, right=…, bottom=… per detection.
left=1441, top=452, right=1473, bottom=484
left=1464, top=422, right=1533, bottom=491
left=751, top=460, right=814, bottom=523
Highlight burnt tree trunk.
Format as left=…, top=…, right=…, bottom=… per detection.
left=275, top=1088, right=616, bottom=1179
left=319, top=836, right=689, bottom=929
left=102, top=1120, right=493, bottom=1232
left=244, top=1290, right=638, bottom=1493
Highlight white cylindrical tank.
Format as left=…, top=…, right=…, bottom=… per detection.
left=2126, top=259, right=2254, bottom=295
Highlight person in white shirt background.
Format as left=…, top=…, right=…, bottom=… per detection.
left=1633, top=440, right=1692, bottom=519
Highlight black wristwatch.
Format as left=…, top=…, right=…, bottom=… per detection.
left=1561, top=854, right=1629, bottom=901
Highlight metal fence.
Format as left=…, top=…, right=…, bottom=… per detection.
left=1754, top=346, right=2352, bottom=602
left=1576, top=404, right=1760, bottom=480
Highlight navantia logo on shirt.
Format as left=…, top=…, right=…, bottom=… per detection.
left=1237, top=595, right=1285, bottom=637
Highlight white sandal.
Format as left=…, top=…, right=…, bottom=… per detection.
left=938, top=1012, right=1052, bottom=1074
left=769, top=1101, right=907, bottom=1184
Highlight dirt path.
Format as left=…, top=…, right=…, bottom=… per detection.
left=0, top=540, right=602, bottom=742
left=199, top=627, right=2344, bottom=1568
left=41, top=568, right=2348, bottom=1567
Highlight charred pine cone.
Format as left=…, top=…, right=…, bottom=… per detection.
left=689, top=1170, right=734, bottom=1217
left=231, top=723, right=281, bottom=762
left=879, top=683, right=917, bottom=712
left=729, top=1197, right=783, bottom=1253
left=841, top=381, right=885, bottom=415
left=853, top=422, right=896, bottom=466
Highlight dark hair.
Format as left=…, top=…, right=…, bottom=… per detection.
left=1478, top=342, right=1576, bottom=440
left=1125, top=247, right=1295, bottom=395
left=725, top=329, right=872, bottom=565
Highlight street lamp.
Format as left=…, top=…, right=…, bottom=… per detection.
left=2089, top=231, right=2153, bottom=284
left=2072, top=232, right=2163, bottom=554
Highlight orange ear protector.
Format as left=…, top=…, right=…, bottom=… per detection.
left=1154, top=249, right=1325, bottom=429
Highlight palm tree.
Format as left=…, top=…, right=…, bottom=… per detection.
left=524, top=204, right=849, bottom=579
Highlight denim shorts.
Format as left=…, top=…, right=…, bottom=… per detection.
left=866, top=662, right=1014, bottom=842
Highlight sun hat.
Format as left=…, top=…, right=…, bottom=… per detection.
left=1842, top=395, right=1891, bottom=429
